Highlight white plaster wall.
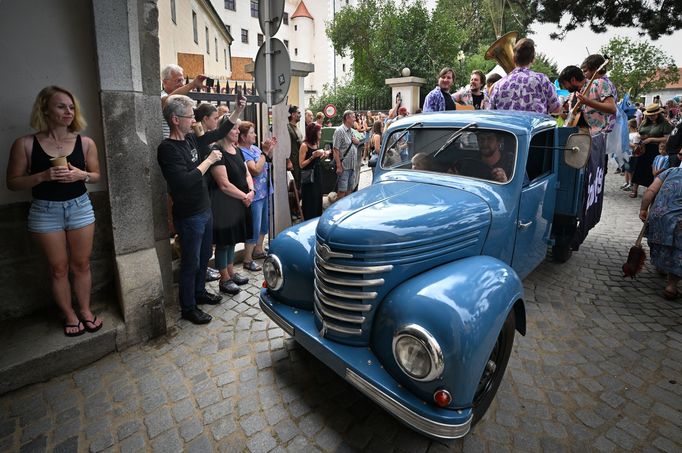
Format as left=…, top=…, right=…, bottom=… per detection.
left=643, top=89, right=682, bottom=106
left=291, top=16, right=313, bottom=64
left=158, top=0, right=233, bottom=79
left=0, top=0, right=105, bottom=204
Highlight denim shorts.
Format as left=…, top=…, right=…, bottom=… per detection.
left=28, top=193, right=95, bottom=233
left=337, top=169, right=356, bottom=192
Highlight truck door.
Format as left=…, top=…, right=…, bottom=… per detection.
left=512, top=130, right=557, bottom=279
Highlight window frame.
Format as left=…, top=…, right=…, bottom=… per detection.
left=192, top=11, right=198, bottom=44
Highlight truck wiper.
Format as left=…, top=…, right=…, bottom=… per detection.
left=388, top=121, right=423, bottom=147
left=433, top=122, right=478, bottom=157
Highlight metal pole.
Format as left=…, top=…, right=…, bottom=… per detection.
left=264, top=0, right=276, bottom=244
left=264, top=1, right=273, bottom=138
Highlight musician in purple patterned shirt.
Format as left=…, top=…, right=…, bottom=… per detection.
left=489, top=39, right=561, bottom=115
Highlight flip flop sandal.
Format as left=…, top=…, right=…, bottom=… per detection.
left=64, top=320, right=85, bottom=337
left=80, top=316, right=103, bottom=333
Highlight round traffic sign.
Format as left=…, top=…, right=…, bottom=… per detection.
left=324, top=104, right=336, bottom=118
left=254, top=38, right=291, bottom=105
left=258, top=0, right=285, bottom=36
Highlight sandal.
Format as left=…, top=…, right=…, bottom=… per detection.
left=628, top=192, right=638, bottom=198
left=243, top=261, right=262, bottom=272
left=252, top=251, right=267, bottom=260
left=80, top=315, right=103, bottom=333
left=662, top=289, right=679, bottom=300
left=64, top=320, right=85, bottom=337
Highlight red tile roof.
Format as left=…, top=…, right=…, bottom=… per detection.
left=291, top=1, right=313, bottom=20
left=663, top=68, right=682, bottom=89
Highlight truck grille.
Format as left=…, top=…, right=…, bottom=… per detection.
left=313, top=242, right=392, bottom=340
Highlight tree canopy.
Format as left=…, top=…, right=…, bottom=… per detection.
left=532, top=0, right=682, bottom=40
left=599, top=37, right=678, bottom=100
left=326, top=0, right=538, bottom=91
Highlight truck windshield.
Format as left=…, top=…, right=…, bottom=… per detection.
left=381, top=128, right=517, bottom=184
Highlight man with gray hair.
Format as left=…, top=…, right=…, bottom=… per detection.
left=332, top=110, right=360, bottom=199
left=157, top=94, right=243, bottom=324
left=160, top=64, right=208, bottom=138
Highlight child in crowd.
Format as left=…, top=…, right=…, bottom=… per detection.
left=652, top=139, right=670, bottom=177
left=624, top=119, right=639, bottom=191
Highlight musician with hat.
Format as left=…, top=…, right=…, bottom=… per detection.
left=489, top=38, right=561, bottom=114
left=630, top=103, right=673, bottom=198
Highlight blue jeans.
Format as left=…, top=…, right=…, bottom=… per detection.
left=247, top=197, right=269, bottom=244
left=173, top=209, right=213, bottom=313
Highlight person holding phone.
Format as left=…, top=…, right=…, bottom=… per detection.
left=160, top=64, right=210, bottom=138
left=157, top=93, right=244, bottom=325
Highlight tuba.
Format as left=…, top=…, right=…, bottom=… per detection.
left=484, top=31, right=518, bottom=74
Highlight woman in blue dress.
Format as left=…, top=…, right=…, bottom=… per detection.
left=639, top=162, right=682, bottom=299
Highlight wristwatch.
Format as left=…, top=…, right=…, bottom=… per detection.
left=84, top=172, right=90, bottom=183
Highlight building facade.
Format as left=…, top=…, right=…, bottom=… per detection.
left=210, top=0, right=356, bottom=107
left=158, top=0, right=234, bottom=81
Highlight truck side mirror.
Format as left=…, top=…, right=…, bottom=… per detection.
left=563, top=133, right=592, bottom=169
left=368, top=154, right=378, bottom=168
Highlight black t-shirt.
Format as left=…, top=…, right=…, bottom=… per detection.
left=472, top=93, right=484, bottom=110
left=158, top=135, right=210, bottom=218
left=442, top=90, right=456, bottom=111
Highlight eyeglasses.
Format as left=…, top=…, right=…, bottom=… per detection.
left=174, top=114, right=194, bottom=119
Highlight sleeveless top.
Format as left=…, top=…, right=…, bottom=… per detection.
left=30, top=135, right=87, bottom=201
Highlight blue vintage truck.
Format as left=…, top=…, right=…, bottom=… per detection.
left=259, top=111, right=593, bottom=438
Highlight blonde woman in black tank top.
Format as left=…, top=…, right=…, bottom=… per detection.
left=7, top=86, right=102, bottom=336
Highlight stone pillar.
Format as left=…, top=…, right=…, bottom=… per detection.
left=92, top=0, right=168, bottom=347
left=384, top=76, right=427, bottom=114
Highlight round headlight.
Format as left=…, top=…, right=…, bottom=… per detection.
left=263, top=255, right=283, bottom=291
left=392, top=324, right=444, bottom=382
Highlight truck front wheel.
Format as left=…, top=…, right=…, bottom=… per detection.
left=471, top=309, right=515, bottom=426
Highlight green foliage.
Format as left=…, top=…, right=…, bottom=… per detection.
left=531, top=0, right=682, bottom=40
left=318, top=0, right=538, bottom=112
left=599, top=37, right=678, bottom=99
left=531, top=53, right=559, bottom=80
left=309, top=81, right=390, bottom=125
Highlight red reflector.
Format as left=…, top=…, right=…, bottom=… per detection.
left=433, top=389, right=452, bottom=408
left=262, top=281, right=268, bottom=288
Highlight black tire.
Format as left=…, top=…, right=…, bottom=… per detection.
left=552, top=244, right=573, bottom=263
left=471, top=309, right=515, bottom=426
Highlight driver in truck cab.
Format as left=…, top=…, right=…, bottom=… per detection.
left=478, top=132, right=514, bottom=182
left=448, top=131, right=514, bottom=182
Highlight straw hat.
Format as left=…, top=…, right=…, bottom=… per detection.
left=643, top=103, right=664, bottom=116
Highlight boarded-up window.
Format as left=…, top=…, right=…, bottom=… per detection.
left=177, top=53, right=205, bottom=78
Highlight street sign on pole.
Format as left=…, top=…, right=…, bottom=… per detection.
left=324, top=104, right=337, bottom=118
left=254, top=38, right=291, bottom=106
left=258, top=0, right=285, bottom=37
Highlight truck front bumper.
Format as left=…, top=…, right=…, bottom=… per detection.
left=259, top=289, right=473, bottom=439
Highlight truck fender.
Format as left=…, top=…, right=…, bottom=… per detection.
left=267, top=219, right=318, bottom=309
left=371, top=255, right=525, bottom=408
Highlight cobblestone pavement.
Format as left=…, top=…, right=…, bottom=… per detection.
left=1, top=165, right=681, bottom=453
